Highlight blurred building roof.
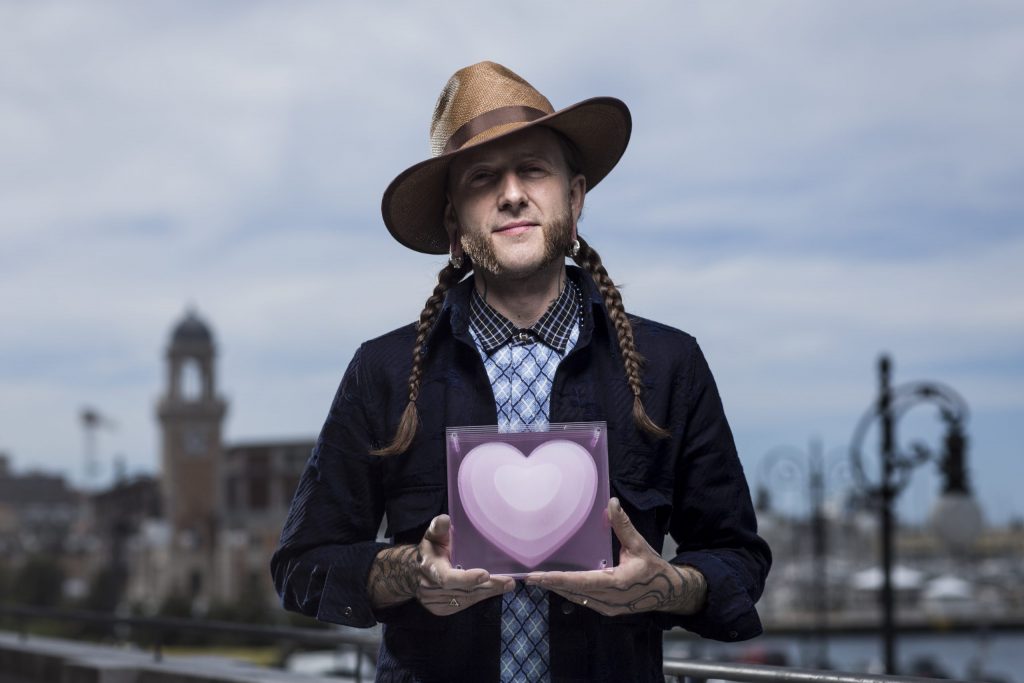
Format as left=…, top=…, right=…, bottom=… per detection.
left=0, top=469, right=77, bottom=507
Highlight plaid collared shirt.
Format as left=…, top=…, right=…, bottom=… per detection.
left=469, top=279, right=582, bottom=355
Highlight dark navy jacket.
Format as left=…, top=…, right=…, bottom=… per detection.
left=271, top=267, right=771, bottom=682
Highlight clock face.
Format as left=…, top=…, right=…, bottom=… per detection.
left=184, top=426, right=208, bottom=455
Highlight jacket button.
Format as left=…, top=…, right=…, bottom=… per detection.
left=344, top=606, right=353, bottom=617
left=561, top=602, right=575, bottom=615
left=728, top=630, right=738, bottom=639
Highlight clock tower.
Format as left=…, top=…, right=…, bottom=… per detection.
left=156, top=308, right=227, bottom=592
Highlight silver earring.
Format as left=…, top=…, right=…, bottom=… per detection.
left=568, top=239, right=581, bottom=258
left=449, top=252, right=463, bottom=269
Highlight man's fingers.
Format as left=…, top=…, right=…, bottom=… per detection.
left=608, top=498, right=645, bottom=553
left=425, top=564, right=497, bottom=591
left=418, top=515, right=454, bottom=586
left=477, top=576, right=516, bottom=593
left=451, top=567, right=489, bottom=587
left=418, top=510, right=519, bottom=612
left=494, top=575, right=517, bottom=592
left=419, top=578, right=516, bottom=614
left=526, top=569, right=610, bottom=592
left=424, top=514, right=451, bottom=543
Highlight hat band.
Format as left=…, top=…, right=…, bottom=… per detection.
left=442, top=105, right=549, bottom=155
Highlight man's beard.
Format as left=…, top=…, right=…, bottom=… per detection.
left=459, top=210, right=574, bottom=278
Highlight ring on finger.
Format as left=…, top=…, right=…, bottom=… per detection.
left=449, top=598, right=460, bottom=608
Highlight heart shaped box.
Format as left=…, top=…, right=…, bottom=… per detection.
left=446, top=422, right=611, bottom=577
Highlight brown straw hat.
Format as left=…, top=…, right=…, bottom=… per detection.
left=381, top=61, right=632, bottom=254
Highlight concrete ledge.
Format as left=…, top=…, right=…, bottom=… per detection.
left=0, top=632, right=351, bottom=683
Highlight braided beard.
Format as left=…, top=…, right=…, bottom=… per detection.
left=459, top=210, right=574, bottom=278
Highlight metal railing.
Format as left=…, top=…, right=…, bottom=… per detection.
left=663, top=660, right=954, bottom=683
left=0, top=604, right=956, bottom=683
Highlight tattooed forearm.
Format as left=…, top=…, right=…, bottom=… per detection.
left=660, top=564, right=708, bottom=615
left=367, top=545, right=421, bottom=609
left=623, top=563, right=706, bottom=614
left=613, top=565, right=706, bottom=615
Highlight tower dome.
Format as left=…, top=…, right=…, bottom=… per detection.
left=171, top=309, right=214, bottom=346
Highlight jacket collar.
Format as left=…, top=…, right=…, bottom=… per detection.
left=432, top=266, right=605, bottom=353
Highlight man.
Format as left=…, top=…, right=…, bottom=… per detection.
left=272, top=61, right=770, bottom=682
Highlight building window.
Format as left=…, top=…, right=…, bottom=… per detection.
left=226, top=477, right=239, bottom=511
left=248, top=476, right=269, bottom=511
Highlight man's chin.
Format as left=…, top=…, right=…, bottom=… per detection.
left=487, top=256, right=564, bottom=282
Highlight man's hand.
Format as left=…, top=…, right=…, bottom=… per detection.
left=368, top=514, right=515, bottom=615
left=524, top=498, right=707, bottom=616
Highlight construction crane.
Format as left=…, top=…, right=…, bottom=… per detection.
left=80, top=407, right=115, bottom=487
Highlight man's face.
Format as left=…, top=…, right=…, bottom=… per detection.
left=445, top=127, right=585, bottom=280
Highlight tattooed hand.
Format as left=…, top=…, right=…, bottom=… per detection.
left=524, top=498, right=707, bottom=616
left=368, top=514, right=516, bottom=615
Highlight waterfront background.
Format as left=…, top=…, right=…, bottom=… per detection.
left=1, top=1, right=1022, bottom=679
left=669, top=632, right=1022, bottom=681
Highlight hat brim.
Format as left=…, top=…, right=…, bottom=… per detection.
left=381, top=97, right=632, bottom=255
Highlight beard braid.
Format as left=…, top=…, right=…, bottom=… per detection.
left=459, top=209, right=574, bottom=278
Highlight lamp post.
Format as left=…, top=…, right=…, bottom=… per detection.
left=849, top=354, right=979, bottom=674
left=757, top=440, right=846, bottom=669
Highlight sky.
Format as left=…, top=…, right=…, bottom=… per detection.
left=1, top=1, right=1022, bottom=525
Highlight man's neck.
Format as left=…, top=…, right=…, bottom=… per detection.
left=474, top=262, right=566, bottom=328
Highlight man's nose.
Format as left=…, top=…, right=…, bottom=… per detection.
left=497, top=172, right=527, bottom=211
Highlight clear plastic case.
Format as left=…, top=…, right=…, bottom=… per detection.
left=445, top=421, right=612, bottom=576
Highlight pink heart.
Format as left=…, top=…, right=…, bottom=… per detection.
left=457, top=439, right=598, bottom=568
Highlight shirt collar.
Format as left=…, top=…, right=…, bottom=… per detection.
left=469, top=277, right=581, bottom=354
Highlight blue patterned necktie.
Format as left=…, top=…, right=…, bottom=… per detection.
left=487, top=335, right=578, bottom=682
left=491, top=341, right=559, bottom=682
left=501, top=582, right=550, bottom=682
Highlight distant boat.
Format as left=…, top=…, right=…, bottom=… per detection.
left=921, top=574, right=977, bottom=618
left=849, top=565, right=924, bottom=591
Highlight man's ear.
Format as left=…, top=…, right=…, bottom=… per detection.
left=569, top=174, right=586, bottom=235
left=444, top=199, right=462, bottom=256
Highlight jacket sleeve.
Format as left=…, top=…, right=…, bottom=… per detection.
left=270, top=345, right=391, bottom=628
left=654, top=342, right=772, bottom=641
